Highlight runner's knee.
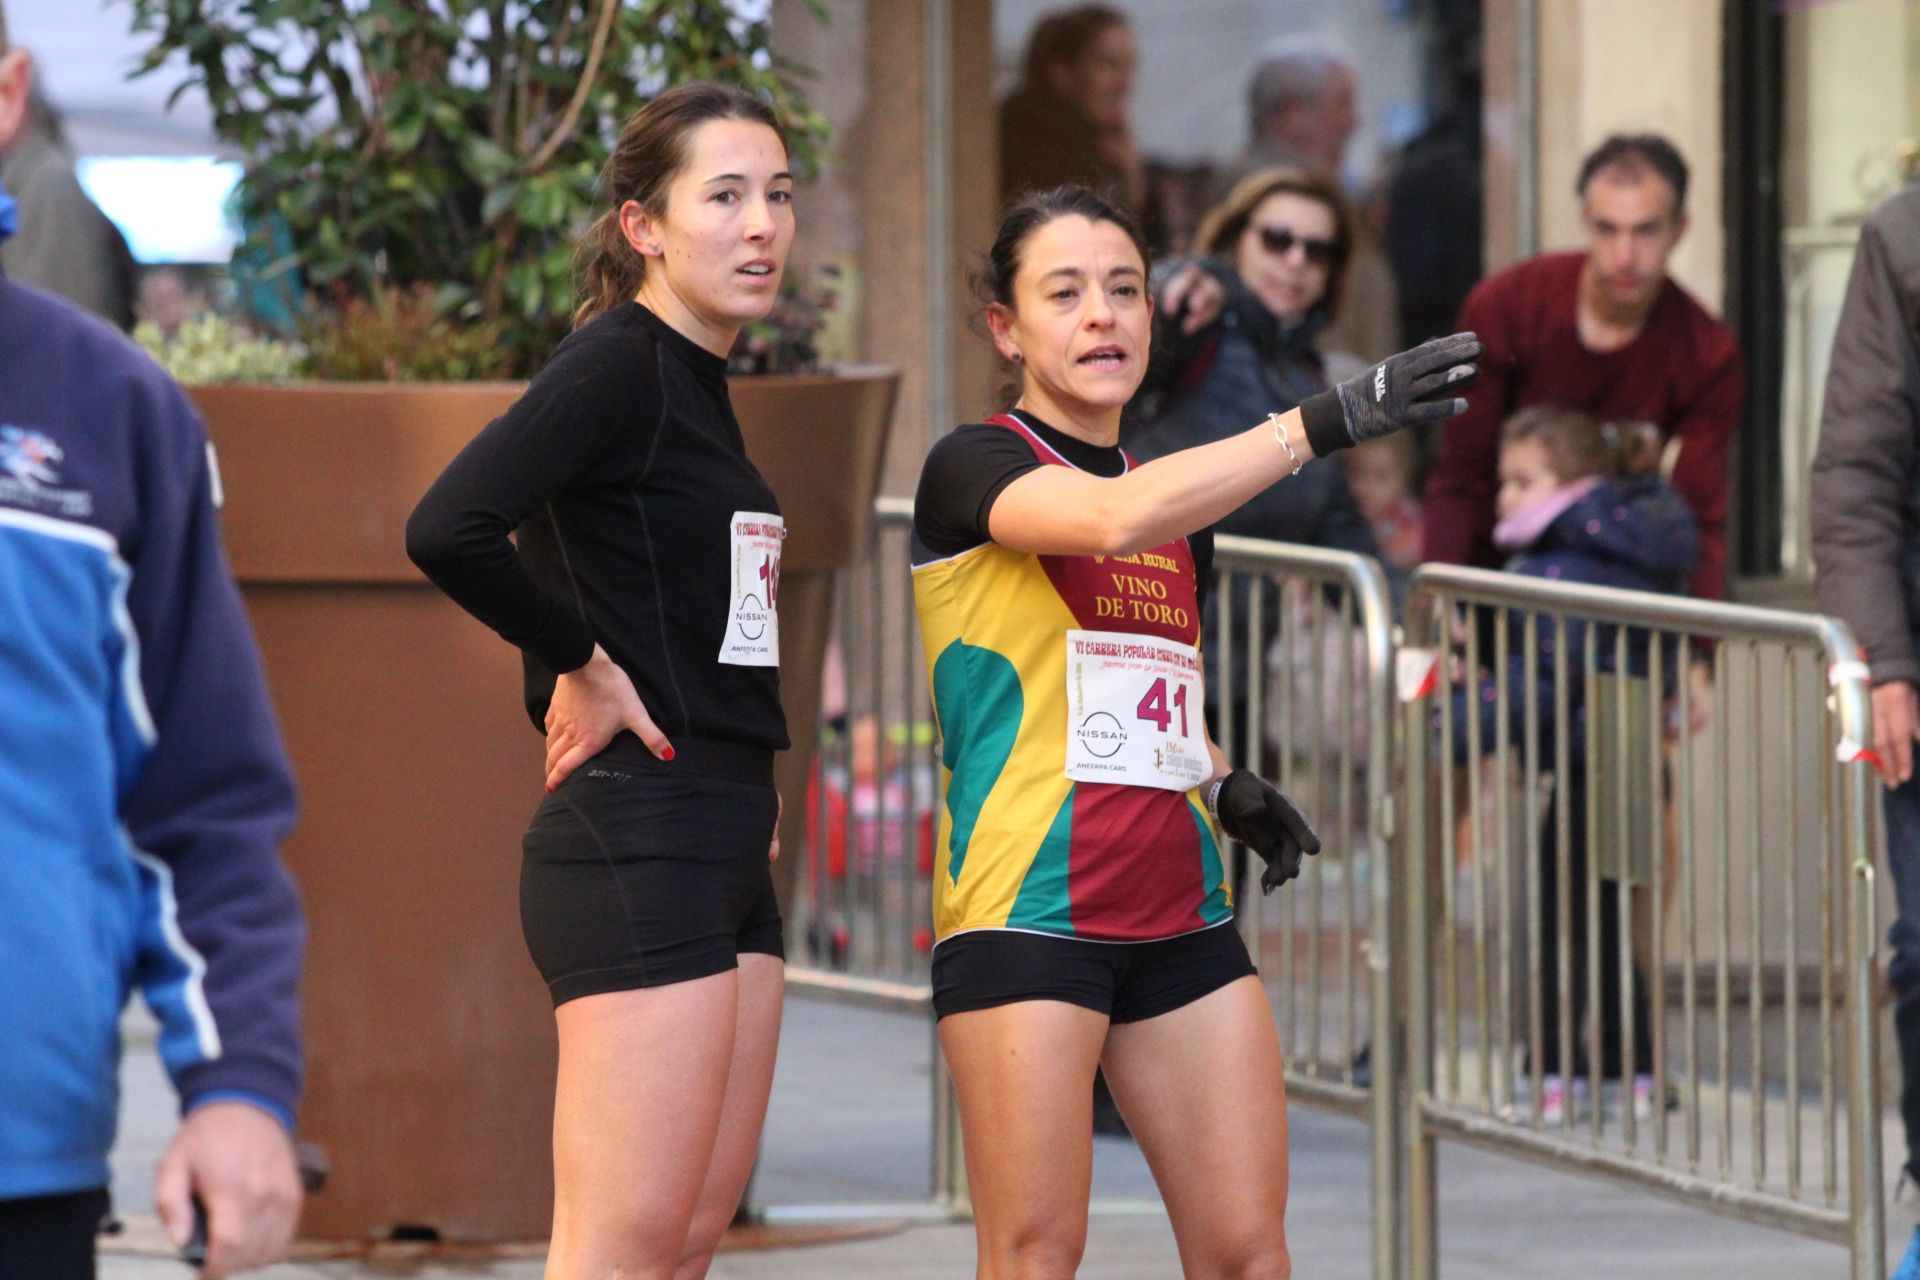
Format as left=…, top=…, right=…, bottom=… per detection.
left=1220, top=1239, right=1291, bottom=1280
left=553, top=1203, right=689, bottom=1280
left=983, top=1223, right=1086, bottom=1280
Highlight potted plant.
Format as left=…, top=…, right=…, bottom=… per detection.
left=126, top=0, right=895, bottom=1243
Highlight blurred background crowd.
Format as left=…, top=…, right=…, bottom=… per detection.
left=7, top=0, right=1912, bottom=606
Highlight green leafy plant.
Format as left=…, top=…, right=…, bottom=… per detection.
left=125, top=0, right=830, bottom=375
left=303, top=284, right=514, bottom=381
left=135, top=314, right=306, bottom=383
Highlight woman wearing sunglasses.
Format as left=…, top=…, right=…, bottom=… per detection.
left=1124, top=167, right=1380, bottom=795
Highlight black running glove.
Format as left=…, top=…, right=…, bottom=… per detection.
left=1210, top=770, right=1322, bottom=893
left=1298, top=331, right=1483, bottom=455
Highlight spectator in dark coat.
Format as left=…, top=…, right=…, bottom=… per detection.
left=1208, top=42, right=1399, bottom=362
left=1808, top=176, right=1920, bottom=1280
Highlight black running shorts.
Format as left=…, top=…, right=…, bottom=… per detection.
left=930, top=921, right=1255, bottom=1023
left=520, top=733, right=784, bottom=1006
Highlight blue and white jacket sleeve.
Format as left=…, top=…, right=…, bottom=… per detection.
left=119, top=374, right=304, bottom=1131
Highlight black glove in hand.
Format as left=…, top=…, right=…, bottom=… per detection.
left=1213, top=769, right=1322, bottom=893
left=1299, top=331, right=1483, bottom=455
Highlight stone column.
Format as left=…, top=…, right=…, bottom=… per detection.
left=776, top=0, right=998, bottom=495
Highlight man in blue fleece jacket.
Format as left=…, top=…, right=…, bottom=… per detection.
left=0, top=10, right=305, bottom=1276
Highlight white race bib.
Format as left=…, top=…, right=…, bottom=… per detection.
left=1064, top=629, right=1208, bottom=792
left=718, top=511, right=784, bottom=666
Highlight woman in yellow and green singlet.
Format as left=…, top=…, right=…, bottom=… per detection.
left=911, top=185, right=1479, bottom=1278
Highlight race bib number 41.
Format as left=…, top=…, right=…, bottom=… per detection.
left=719, top=511, right=784, bottom=667
left=1064, top=630, right=1209, bottom=792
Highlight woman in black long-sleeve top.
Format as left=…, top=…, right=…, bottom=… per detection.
left=405, top=83, right=795, bottom=1279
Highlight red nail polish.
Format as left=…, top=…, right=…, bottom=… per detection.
left=662, top=746, right=676, bottom=762
left=544, top=784, right=554, bottom=794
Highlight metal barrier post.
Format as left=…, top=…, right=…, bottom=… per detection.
left=1211, top=536, right=1401, bottom=1280
left=1833, top=623, right=1884, bottom=1280
left=934, top=1030, right=970, bottom=1218
left=1402, top=615, right=1439, bottom=1280
left=1369, top=577, right=1406, bottom=1280
left=1849, top=808, right=1883, bottom=1280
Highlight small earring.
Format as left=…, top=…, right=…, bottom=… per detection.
left=1009, top=352, right=1022, bottom=363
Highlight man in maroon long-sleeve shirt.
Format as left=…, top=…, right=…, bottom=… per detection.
left=1422, top=134, right=1743, bottom=598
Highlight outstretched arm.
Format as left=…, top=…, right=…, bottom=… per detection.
left=991, top=333, right=1482, bottom=557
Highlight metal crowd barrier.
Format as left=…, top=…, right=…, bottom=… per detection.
left=768, top=495, right=963, bottom=1222
left=1398, top=564, right=1882, bottom=1279
left=1210, top=534, right=1401, bottom=1280
left=789, top=496, right=940, bottom=1003
left=765, top=503, right=1887, bottom=1277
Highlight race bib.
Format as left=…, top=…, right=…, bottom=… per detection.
left=1064, top=630, right=1209, bottom=792
left=718, top=511, right=784, bottom=666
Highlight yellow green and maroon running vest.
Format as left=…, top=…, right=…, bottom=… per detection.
left=913, top=414, right=1234, bottom=944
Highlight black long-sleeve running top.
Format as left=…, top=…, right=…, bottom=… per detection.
left=406, top=302, right=791, bottom=751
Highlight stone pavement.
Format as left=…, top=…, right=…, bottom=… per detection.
left=101, top=995, right=1897, bottom=1278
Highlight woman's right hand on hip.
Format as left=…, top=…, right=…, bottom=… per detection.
left=544, top=644, right=674, bottom=790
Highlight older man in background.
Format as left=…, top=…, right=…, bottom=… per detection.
left=0, top=30, right=135, bottom=328
left=1217, top=42, right=1357, bottom=186
left=1212, top=40, right=1399, bottom=362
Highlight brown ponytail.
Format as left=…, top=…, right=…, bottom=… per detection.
left=573, top=81, right=787, bottom=330
left=575, top=207, right=647, bottom=331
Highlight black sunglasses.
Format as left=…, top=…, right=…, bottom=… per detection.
left=1255, top=225, right=1337, bottom=266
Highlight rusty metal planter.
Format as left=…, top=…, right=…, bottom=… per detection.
left=190, top=367, right=895, bottom=1241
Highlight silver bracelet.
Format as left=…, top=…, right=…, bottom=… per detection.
left=1206, top=776, right=1228, bottom=829
left=1268, top=412, right=1304, bottom=476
